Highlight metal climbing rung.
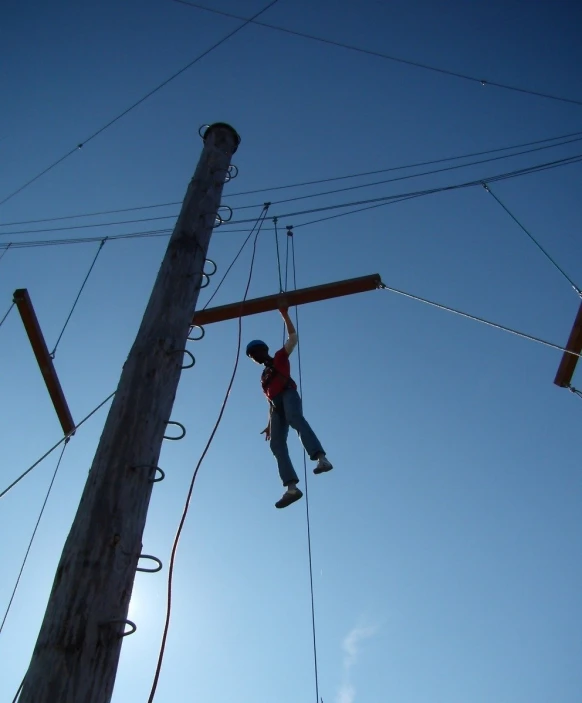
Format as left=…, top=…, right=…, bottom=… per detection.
left=192, top=273, right=382, bottom=326
left=13, top=288, right=75, bottom=436
left=554, top=300, right=582, bottom=388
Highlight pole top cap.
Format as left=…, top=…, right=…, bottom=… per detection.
left=203, top=123, right=241, bottom=153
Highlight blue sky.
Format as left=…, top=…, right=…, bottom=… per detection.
left=1, top=0, right=581, bottom=701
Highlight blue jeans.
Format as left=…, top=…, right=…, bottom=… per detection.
left=269, top=389, right=325, bottom=486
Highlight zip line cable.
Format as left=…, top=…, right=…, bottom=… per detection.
left=482, top=184, right=582, bottom=296
left=0, top=0, right=280, bottom=208
left=0, top=301, right=15, bottom=329
left=289, top=230, right=321, bottom=703
left=173, top=0, right=582, bottom=108
left=4, top=139, right=582, bottom=238
left=2, top=151, right=581, bottom=252
left=378, top=283, right=581, bottom=358
left=147, top=208, right=269, bottom=703
left=0, top=392, right=116, bottom=500
left=0, top=441, right=69, bottom=635
left=50, top=238, right=107, bottom=358
left=2, top=129, right=581, bottom=228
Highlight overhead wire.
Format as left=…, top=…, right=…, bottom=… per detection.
left=482, top=183, right=581, bottom=296
left=147, top=206, right=270, bottom=703
left=0, top=0, right=280, bottom=208
left=2, top=129, right=581, bottom=229
left=216, top=153, right=582, bottom=228
left=173, top=0, right=582, bottom=107
left=223, top=130, right=582, bottom=198
left=0, top=440, right=69, bottom=635
left=3, top=138, right=582, bottom=238
left=288, top=229, right=321, bottom=703
left=378, top=282, right=581, bottom=359
left=259, top=152, right=582, bottom=227
left=2, top=151, right=581, bottom=252
left=0, top=391, right=116, bottom=500
left=0, top=228, right=174, bottom=250
left=249, top=136, right=582, bottom=209
left=50, top=238, right=108, bottom=358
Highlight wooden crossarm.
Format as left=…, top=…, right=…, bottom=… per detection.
left=192, top=273, right=382, bottom=326
left=13, top=288, right=75, bottom=436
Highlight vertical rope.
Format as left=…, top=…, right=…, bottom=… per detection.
left=290, top=229, right=320, bottom=703
left=284, top=226, right=291, bottom=292
left=282, top=225, right=292, bottom=344
left=273, top=217, right=283, bottom=292
left=0, top=440, right=69, bottom=634
left=50, top=237, right=107, bottom=358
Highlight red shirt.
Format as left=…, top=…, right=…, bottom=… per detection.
left=261, top=347, right=297, bottom=400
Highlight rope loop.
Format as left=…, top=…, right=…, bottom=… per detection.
left=188, top=325, right=205, bottom=342
left=204, top=258, right=217, bottom=276
left=226, top=164, right=239, bottom=182
left=137, top=555, right=163, bottom=573
left=103, top=619, right=137, bottom=638
left=163, top=421, right=186, bottom=441
left=168, top=348, right=195, bottom=369
left=131, top=464, right=166, bottom=483
left=217, top=205, right=233, bottom=223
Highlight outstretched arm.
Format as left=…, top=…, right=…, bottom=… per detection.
left=280, top=307, right=296, bottom=335
left=279, top=307, right=298, bottom=354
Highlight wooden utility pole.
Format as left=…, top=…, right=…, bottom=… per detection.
left=18, top=122, right=240, bottom=703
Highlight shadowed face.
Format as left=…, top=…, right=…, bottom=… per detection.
left=248, top=344, right=269, bottom=364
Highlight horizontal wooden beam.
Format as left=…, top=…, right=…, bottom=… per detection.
left=554, top=300, right=582, bottom=387
left=13, top=288, right=75, bottom=436
left=192, top=273, right=382, bottom=326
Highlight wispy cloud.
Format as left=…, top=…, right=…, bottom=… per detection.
left=337, top=682, right=356, bottom=703
left=336, top=623, right=377, bottom=703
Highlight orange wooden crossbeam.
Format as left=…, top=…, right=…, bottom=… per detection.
left=192, top=273, right=382, bottom=326
left=554, top=300, right=582, bottom=387
left=13, top=288, right=75, bottom=436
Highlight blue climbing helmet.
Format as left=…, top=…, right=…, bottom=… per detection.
left=246, top=339, right=268, bottom=357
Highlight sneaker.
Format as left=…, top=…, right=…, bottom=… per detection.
left=275, top=487, right=303, bottom=509
left=313, top=456, right=333, bottom=475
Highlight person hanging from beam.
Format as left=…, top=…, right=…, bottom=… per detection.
left=246, top=306, right=333, bottom=509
